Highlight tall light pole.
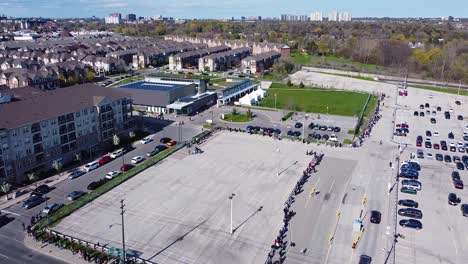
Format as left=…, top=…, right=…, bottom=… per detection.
left=228, top=193, right=235, bottom=235
left=120, top=199, right=126, bottom=264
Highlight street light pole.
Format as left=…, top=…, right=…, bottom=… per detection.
left=120, top=199, right=126, bottom=264
left=228, top=193, right=235, bottom=235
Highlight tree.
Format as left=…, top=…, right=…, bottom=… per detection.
left=299, top=82, right=305, bottom=88
left=287, top=79, right=293, bottom=87
left=0, top=182, right=11, bottom=200
left=129, top=131, right=136, bottom=140
left=317, top=42, right=330, bottom=56
left=27, top=172, right=38, bottom=187
left=52, top=160, right=63, bottom=173
left=246, top=108, right=252, bottom=118
left=113, top=134, right=121, bottom=147
left=85, top=69, right=95, bottom=82
left=231, top=108, right=238, bottom=115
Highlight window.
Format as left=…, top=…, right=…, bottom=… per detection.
left=26, top=148, right=32, bottom=155
left=84, top=108, right=88, bottom=115
left=76, top=111, right=81, bottom=118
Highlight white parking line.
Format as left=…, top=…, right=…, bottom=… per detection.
left=0, top=252, right=9, bottom=259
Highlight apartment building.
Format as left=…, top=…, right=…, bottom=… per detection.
left=0, top=84, right=134, bottom=182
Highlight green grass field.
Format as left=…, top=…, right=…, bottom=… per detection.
left=412, top=85, right=468, bottom=96
left=260, top=84, right=370, bottom=116
left=290, top=51, right=379, bottom=72
left=222, top=113, right=252, bottom=122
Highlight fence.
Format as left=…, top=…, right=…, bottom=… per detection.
left=353, top=94, right=373, bottom=136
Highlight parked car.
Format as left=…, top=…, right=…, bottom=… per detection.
left=140, top=136, right=153, bottom=144
left=448, top=132, right=454, bottom=139
left=294, top=122, right=303, bottom=128
left=160, top=137, right=172, bottom=144
left=146, top=148, right=159, bottom=157
left=454, top=179, right=464, bottom=189
left=106, top=171, right=121, bottom=180
left=436, top=106, right=442, bottom=111
left=67, top=191, right=86, bottom=201
left=110, top=149, right=123, bottom=159
left=461, top=204, right=468, bottom=217
left=333, top=127, right=341, bottom=132
left=167, top=140, right=177, bottom=146
left=402, top=179, right=421, bottom=190
left=87, top=179, right=108, bottom=190
left=329, top=134, right=338, bottom=142
left=98, top=155, right=112, bottom=166
left=31, top=184, right=52, bottom=196
left=445, top=155, right=452, bottom=163
left=458, top=115, right=464, bottom=121
left=456, top=162, right=465, bottom=170
left=84, top=161, right=100, bottom=172
left=42, top=203, right=64, bottom=215
left=401, top=187, right=417, bottom=195
left=425, top=141, right=432, bottom=148
left=68, top=169, right=85, bottom=179
left=398, top=199, right=419, bottom=208
left=414, top=111, right=419, bottom=116
left=435, top=154, right=443, bottom=161
left=359, top=255, right=372, bottom=264
left=430, top=118, right=436, bottom=124
left=448, top=193, right=461, bottom=206
left=370, top=210, right=381, bottom=224
left=417, top=149, right=424, bottom=159
left=399, top=219, right=422, bottom=229
left=131, top=156, right=145, bottom=164
left=155, top=145, right=168, bottom=152
left=398, top=208, right=423, bottom=219
left=426, top=131, right=432, bottom=137
left=120, top=164, right=135, bottom=172
left=22, top=195, right=46, bottom=209
left=322, top=134, right=330, bottom=141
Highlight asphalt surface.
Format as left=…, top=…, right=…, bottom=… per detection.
left=0, top=119, right=201, bottom=263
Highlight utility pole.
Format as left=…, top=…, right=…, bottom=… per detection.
left=228, top=194, right=235, bottom=235
left=120, top=199, right=126, bottom=264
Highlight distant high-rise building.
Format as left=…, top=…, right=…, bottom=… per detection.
left=105, top=13, right=122, bottom=24
left=329, top=11, right=338, bottom=21
left=338, top=12, right=352, bottom=22
left=299, top=15, right=309, bottom=21
left=310, top=12, right=323, bottom=21
left=126, top=14, right=136, bottom=22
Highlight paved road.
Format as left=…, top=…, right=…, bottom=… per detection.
left=0, top=119, right=201, bottom=263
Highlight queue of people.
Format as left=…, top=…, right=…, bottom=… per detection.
left=355, top=93, right=385, bottom=147
left=265, top=152, right=324, bottom=264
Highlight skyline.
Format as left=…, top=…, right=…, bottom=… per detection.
left=0, top=0, right=467, bottom=19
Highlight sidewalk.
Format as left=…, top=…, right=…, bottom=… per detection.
left=24, top=235, right=89, bottom=264
left=0, top=172, right=70, bottom=211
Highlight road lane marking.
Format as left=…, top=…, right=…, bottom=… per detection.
left=0, top=210, right=20, bottom=216
left=328, top=179, right=335, bottom=194
left=0, top=252, right=9, bottom=259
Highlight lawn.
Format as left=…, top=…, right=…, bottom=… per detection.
left=260, top=85, right=369, bottom=116
left=222, top=113, right=253, bottom=122
left=290, top=51, right=313, bottom=65
left=411, top=85, right=468, bottom=96
left=289, top=50, right=380, bottom=72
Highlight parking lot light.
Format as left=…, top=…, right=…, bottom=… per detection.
left=228, top=193, right=235, bottom=235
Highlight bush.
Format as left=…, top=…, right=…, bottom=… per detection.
left=299, top=82, right=305, bottom=88
left=281, top=112, right=294, bottom=121
left=287, top=79, right=293, bottom=87
left=343, top=138, right=353, bottom=145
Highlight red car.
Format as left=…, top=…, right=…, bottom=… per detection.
left=454, top=179, right=464, bottom=189
left=434, top=144, right=440, bottom=150
left=120, top=164, right=135, bottom=172
left=166, top=140, right=177, bottom=147
left=416, top=141, right=422, bottom=147
left=98, top=155, right=112, bottom=166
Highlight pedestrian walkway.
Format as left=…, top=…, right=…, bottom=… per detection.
left=24, top=236, right=89, bottom=264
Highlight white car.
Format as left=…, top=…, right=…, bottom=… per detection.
left=83, top=161, right=100, bottom=172
left=110, top=149, right=124, bottom=159
left=433, top=131, right=439, bottom=137
left=106, top=171, right=121, bottom=179
left=449, top=109, right=454, bottom=113
left=329, top=134, right=338, bottom=142
left=131, top=156, right=144, bottom=164
left=140, top=137, right=153, bottom=144
left=426, top=153, right=433, bottom=159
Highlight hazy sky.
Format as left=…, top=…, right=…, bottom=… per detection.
left=1, top=0, right=466, bottom=18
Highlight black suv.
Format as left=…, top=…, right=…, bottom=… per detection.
left=31, top=184, right=52, bottom=196
left=448, top=193, right=461, bottom=206
left=398, top=208, right=423, bottom=219
left=399, top=219, right=422, bottom=229
left=87, top=179, right=108, bottom=190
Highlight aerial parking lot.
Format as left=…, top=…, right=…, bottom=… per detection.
left=393, top=86, right=468, bottom=264
left=53, top=132, right=320, bottom=264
